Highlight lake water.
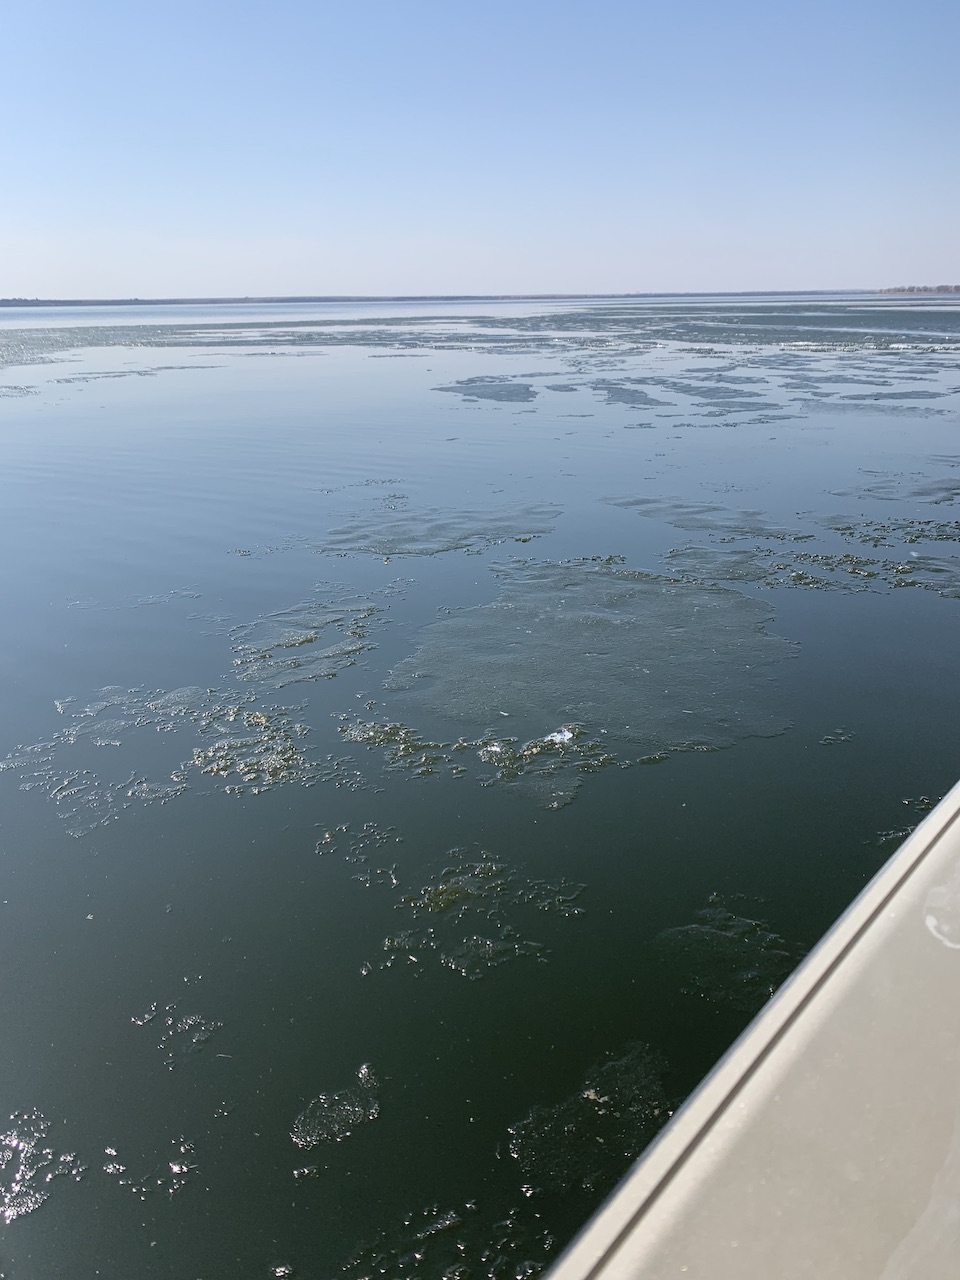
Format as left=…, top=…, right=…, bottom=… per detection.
left=1, top=294, right=959, bottom=1278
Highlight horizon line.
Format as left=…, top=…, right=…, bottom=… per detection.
left=0, top=288, right=895, bottom=308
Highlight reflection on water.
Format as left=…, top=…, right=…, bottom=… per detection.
left=1, top=295, right=960, bottom=1276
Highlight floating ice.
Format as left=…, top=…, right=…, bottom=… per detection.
left=831, top=476, right=960, bottom=505
left=588, top=379, right=674, bottom=408
left=434, top=930, right=547, bottom=978
left=338, top=713, right=616, bottom=808
left=0, top=1109, right=84, bottom=1223
left=664, top=536, right=960, bottom=601
left=322, top=503, right=561, bottom=558
left=66, top=586, right=201, bottom=611
left=507, top=1042, right=671, bottom=1196
left=824, top=515, right=960, bottom=548
left=433, top=376, right=537, bottom=402
left=385, top=558, right=796, bottom=755
left=820, top=727, right=855, bottom=745
left=341, top=1199, right=556, bottom=1280
left=101, top=1137, right=197, bottom=1197
left=604, top=496, right=804, bottom=541
left=840, top=388, right=945, bottom=401
left=191, top=706, right=316, bottom=791
left=131, top=1000, right=222, bottom=1068
left=400, top=849, right=584, bottom=923
left=317, top=820, right=404, bottom=889
left=337, top=717, right=453, bottom=778
left=131, top=1000, right=223, bottom=1069
left=291, top=1064, right=379, bottom=1148
left=662, top=545, right=774, bottom=584
left=0, top=581, right=394, bottom=830
left=654, top=896, right=802, bottom=1013
left=4, top=299, right=960, bottom=380
left=2, top=684, right=365, bottom=833
left=472, top=724, right=617, bottom=809
left=356, top=846, right=584, bottom=980
left=872, top=796, right=937, bottom=851
left=229, top=592, right=382, bottom=689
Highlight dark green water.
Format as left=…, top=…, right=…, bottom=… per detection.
left=1, top=295, right=959, bottom=1278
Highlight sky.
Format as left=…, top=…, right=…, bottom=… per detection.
left=2, top=0, right=958, bottom=297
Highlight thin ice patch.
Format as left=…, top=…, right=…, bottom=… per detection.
left=341, top=1199, right=557, bottom=1280
left=604, top=496, right=804, bottom=541
left=661, top=546, right=773, bottom=585
left=872, top=796, right=938, bottom=851
left=229, top=592, right=382, bottom=690
left=385, top=558, right=796, bottom=754
left=654, top=895, right=803, bottom=1013
left=588, top=379, right=674, bottom=408
left=831, top=476, right=960, bottom=506
left=322, top=503, right=561, bottom=558
left=433, top=376, right=537, bottom=402
left=362, top=846, right=584, bottom=980
left=291, top=1064, right=379, bottom=1148
left=507, top=1042, right=672, bottom=1197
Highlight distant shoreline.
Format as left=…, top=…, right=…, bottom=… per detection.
left=880, top=285, right=960, bottom=294
left=0, top=290, right=881, bottom=308
left=1, top=288, right=957, bottom=308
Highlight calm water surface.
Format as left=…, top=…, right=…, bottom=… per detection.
left=1, top=296, right=959, bottom=1277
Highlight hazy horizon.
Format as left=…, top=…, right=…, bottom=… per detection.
left=6, top=286, right=960, bottom=309
left=0, top=287, right=898, bottom=304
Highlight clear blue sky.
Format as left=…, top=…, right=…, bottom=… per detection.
left=3, top=0, right=958, bottom=296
